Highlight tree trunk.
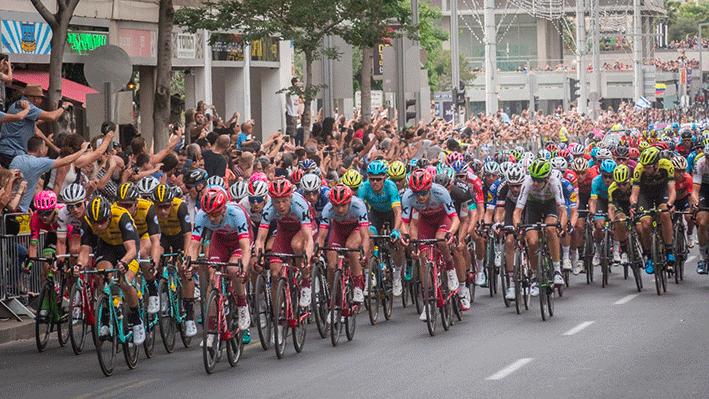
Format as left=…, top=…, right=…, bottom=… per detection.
left=47, top=24, right=67, bottom=110
left=360, top=46, right=373, bottom=124
left=301, top=50, right=314, bottom=141
left=153, top=0, right=174, bottom=151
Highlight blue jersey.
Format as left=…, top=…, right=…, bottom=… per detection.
left=590, top=175, right=610, bottom=200
left=259, top=192, right=312, bottom=229
left=357, top=179, right=401, bottom=213
left=319, top=196, right=370, bottom=229
left=192, top=203, right=251, bottom=241
left=486, top=179, right=502, bottom=210
left=561, top=178, right=578, bottom=209
left=688, top=150, right=700, bottom=173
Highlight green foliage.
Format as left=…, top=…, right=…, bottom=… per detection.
left=426, top=49, right=476, bottom=92
left=665, top=0, right=709, bottom=42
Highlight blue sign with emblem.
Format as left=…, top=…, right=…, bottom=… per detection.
left=1, top=20, right=52, bottom=54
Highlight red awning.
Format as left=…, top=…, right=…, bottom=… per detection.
left=12, top=70, right=98, bottom=104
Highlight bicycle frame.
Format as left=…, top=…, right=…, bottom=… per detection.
left=160, top=253, right=186, bottom=325
left=98, top=269, right=133, bottom=345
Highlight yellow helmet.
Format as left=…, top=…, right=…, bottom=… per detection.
left=341, top=169, right=362, bottom=189
left=387, top=161, right=406, bottom=180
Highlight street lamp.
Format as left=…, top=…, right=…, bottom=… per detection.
left=699, top=23, right=709, bottom=89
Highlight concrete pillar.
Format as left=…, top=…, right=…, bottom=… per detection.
left=279, top=40, right=294, bottom=131
left=260, top=68, right=281, bottom=141
left=249, top=69, right=262, bottom=140
left=223, top=68, right=245, bottom=120
left=184, top=72, right=196, bottom=110
left=138, top=66, right=155, bottom=147
left=211, top=67, right=225, bottom=116
left=537, top=19, right=548, bottom=67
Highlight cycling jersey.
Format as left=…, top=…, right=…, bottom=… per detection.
left=238, top=197, right=269, bottom=227
left=608, top=182, right=632, bottom=207
left=563, top=170, right=578, bottom=189
left=259, top=192, right=313, bottom=230
left=494, top=181, right=521, bottom=207
left=192, top=202, right=252, bottom=242
left=465, top=169, right=484, bottom=205
left=515, top=175, right=565, bottom=208
left=688, top=151, right=701, bottom=172
left=590, top=175, right=610, bottom=201
left=449, top=181, right=473, bottom=217
left=401, top=183, right=458, bottom=223
left=56, top=205, right=80, bottom=239
left=577, top=168, right=598, bottom=195
left=561, top=178, right=578, bottom=209
left=319, top=196, right=369, bottom=230
left=357, top=180, right=401, bottom=213
left=693, top=154, right=709, bottom=185
left=298, top=186, right=330, bottom=219
left=156, top=198, right=190, bottom=236
left=30, top=205, right=64, bottom=241
left=81, top=204, right=138, bottom=247
left=675, top=171, right=692, bottom=199
left=632, top=158, right=674, bottom=188
left=484, top=178, right=500, bottom=209
left=124, top=198, right=161, bottom=239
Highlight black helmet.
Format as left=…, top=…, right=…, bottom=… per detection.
left=117, top=182, right=139, bottom=202
left=152, top=183, right=175, bottom=204
left=183, top=168, right=208, bottom=187
left=86, top=196, right=112, bottom=224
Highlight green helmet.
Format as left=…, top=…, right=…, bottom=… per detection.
left=528, top=158, right=551, bottom=179
left=613, top=164, right=630, bottom=183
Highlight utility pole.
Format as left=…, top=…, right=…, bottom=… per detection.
left=484, top=0, right=498, bottom=115
left=576, top=0, right=587, bottom=115
left=412, top=0, right=422, bottom=123
left=633, top=0, right=643, bottom=103
left=591, top=0, right=601, bottom=118
left=451, top=0, right=464, bottom=122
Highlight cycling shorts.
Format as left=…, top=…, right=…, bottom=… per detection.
left=637, top=185, right=669, bottom=215
left=675, top=196, right=690, bottom=211
left=327, top=222, right=359, bottom=248
left=417, top=211, right=452, bottom=240
left=95, top=241, right=140, bottom=274
left=594, top=198, right=609, bottom=220
left=369, top=209, right=395, bottom=235
left=697, top=184, right=709, bottom=210
left=160, top=234, right=185, bottom=253
left=524, top=200, right=558, bottom=225
left=208, top=231, right=247, bottom=263
left=577, top=191, right=591, bottom=212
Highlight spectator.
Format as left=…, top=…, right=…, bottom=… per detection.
left=202, top=134, right=229, bottom=177
left=286, top=77, right=301, bottom=139
left=0, top=54, right=11, bottom=110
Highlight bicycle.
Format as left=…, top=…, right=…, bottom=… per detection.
left=635, top=208, right=669, bottom=296
left=93, top=268, right=141, bottom=377
left=68, top=255, right=98, bottom=355
left=512, top=228, right=532, bottom=315
left=671, top=210, right=693, bottom=283
left=411, top=238, right=458, bottom=336
left=578, top=210, right=595, bottom=284
left=481, top=223, right=502, bottom=297
left=252, top=260, right=274, bottom=348
left=612, top=216, right=643, bottom=292
left=157, top=253, right=192, bottom=353
left=187, top=257, right=245, bottom=374
left=594, top=211, right=613, bottom=288
left=519, top=222, right=559, bottom=321
left=367, top=232, right=395, bottom=325
left=402, top=256, right=423, bottom=314
left=28, top=254, right=72, bottom=353
left=499, top=226, right=516, bottom=308
left=135, top=259, right=159, bottom=358
left=318, top=246, right=363, bottom=346
left=262, top=250, right=309, bottom=358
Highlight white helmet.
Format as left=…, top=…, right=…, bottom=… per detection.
left=550, top=156, right=568, bottom=171
left=206, top=175, right=225, bottom=188
left=505, top=164, right=526, bottom=185
left=229, top=181, right=249, bottom=201
left=61, top=183, right=86, bottom=203
left=249, top=180, right=269, bottom=197
left=138, top=176, right=160, bottom=196
left=300, top=173, right=322, bottom=192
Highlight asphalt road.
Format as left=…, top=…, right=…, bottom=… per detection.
left=2, top=249, right=709, bottom=399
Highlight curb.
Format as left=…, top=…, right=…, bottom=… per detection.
left=0, top=320, right=34, bottom=345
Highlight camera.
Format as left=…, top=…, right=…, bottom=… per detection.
left=131, top=165, right=140, bottom=174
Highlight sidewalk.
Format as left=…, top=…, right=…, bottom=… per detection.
left=0, top=318, right=33, bottom=345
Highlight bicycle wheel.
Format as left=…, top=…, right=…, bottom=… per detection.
left=413, top=261, right=423, bottom=315
left=203, top=289, right=221, bottom=374
left=330, top=270, right=343, bottom=346
left=366, top=256, right=379, bottom=325
left=485, top=239, right=495, bottom=297
left=157, top=279, right=176, bottom=353
left=57, top=279, right=70, bottom=348
left=538, top=260, right=548, bottom=321
left=673, top=222, right=685, bottom=284
left=652, top=230, right=662, bottom=296
left=628, top=234, right=643, bottom=292
left=35, top=282, right=52, bottom=352
left=501, top=268, right=511, bottom=308
left=94, top=293, right=116, bottom=377
left=345, top=278, right=356, bottom=342
left=122, top=302, right=139, bottom=370
left=226, top=294, right=243, bottom=367
left=440, top=268, right=452, bottom=332
left=177, top=294, right=192, bottom=349
left=423, top=262, right=438, bottom=336
left=254, top=273, right=273, bottom=349
left=311, top=264, right=329, bottom=339
left=141, top=285, right=156, bottom=359
left=69, top=281, right=87, bottom=355
left=601, top=233, right=610, bottom=288
left=382, top=258, right=394, bottom=321
left=584, top=225, right=594, bottom=283
left=274, top=278, right=289, bottom=358
left=292, top=283, right=307, bottom=352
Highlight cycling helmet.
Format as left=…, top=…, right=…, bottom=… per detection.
left=614, top=145, right=630, bottom=158
left=613, top=165, right=630, bottom=183
left=117, top=182, right=140, bottom=202
left=433, top=172, right=453, bottom=189
left=445, top=152, right=464, bottom=166
left=250, top=172, right=268, bottom=183
left=570, top=157, right=589, bottom=172
left=206, top=175, right=225, bottom=188
left=183, top=168, right=208, bottom=187
left=416, top=158, right=430, bottom=169
left=482, top=161, right=500, bottom=176
left=520, top=156, right=534, bottom=171
left=482, top=155, right=495, bottom=163
left=499, top=161, right=513, bottom=177
left=440, top=166, right=455, bottom=181
left=249, top=180, right=269, bottom=197
left=529, top=159, right=551, bottom=179
left=638, top=141, right=650, bottom=152
left=387, top=161, right=406, bottom=180
left=425, top=165, right=438, bottom=177
left=367, top=160, right=388, bottom=176
left=546, top=143, right=558, bottom=153
left=506, top=164, right=526, bottom=185
left=495, top=152, right=510, bottom=165
left=269, top=178, right=295, bottom=198
left=61, top=183, right=86, bottom=203
left=463, top=151, right=476, bottom=163
left=654, top=142, right=669, bottom=151
left=300, top=159, right=316, bottom=170
left=229, top=181, right=249, bottom=201
left=628, top=147, right=640, bottom=159
left=152, top=183, right=175, bottom=204
left=201, top=187, right=228, bottom=214
left=408, top=169, right=433, bottom=192
left=671, top=155, right=687, bottom=171
left=681, top=129, right=694, bottom=140
left=341, top=169, right=362, bottom=189
left=596, top=148, right=613, bottom=161
left=590, top=147, right=599, bottom=158
left=86, top=196, right=112, bottom=223
left=537, top=149, right=552, bottom=160
left=550, top=157, right=568, bottom=171
left=471, top=159, right=484, bottom=175
left=138, top=176, right=160, bottom=196
left=570, top=143, right=585, bottom=156
left=329, top=184, right=353, bottom=205
left=558, top=142, right=568, bottom=150
left=169, top=186, right=184, bottom=199
left=639, top=147, right=661, bottom=165
left=300, top=173, right=322, bottom=192
left=600, top=159, right=617, bottom=174
left=34, top=190, right=57, bottom=211
left=659, top=149, right=674, bottom=160
left=557, top=148, right=571, bottom=159
left=451, top=160, right=469, bottom=175
left=510, top=149, right=522, bottom=161
left=308, top=166, right=322, bottom=177
left=407, top=159, right=419, bottom=175
left=290, top=168, right=304, bottom=185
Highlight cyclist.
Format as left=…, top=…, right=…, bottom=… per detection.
left=493, top=164, right=526, bottom=300
left=513, top=159, right=567, bottom=292
left=552, top=169, right=578, bottom=271
left=400, top=169, right=460, bottom=321
left=607, top=165, right=632, bottom=265
left=589, top=159, right=617, bottom=268
left=77, top=196, right=145, bottom=344
left=316, top=184, right=370, bottom=303
left=238, top=180, right=270, bottom=232
left=116, top=182, right=161, bottom=314
left=229, top=180, right=249, bottom=204
left=692, top=144, right=709, bottom=273
left=138, top=176, right=160, bottom=200
left=187, top=187, right=253, bottom=332
left=629, top=147, right=676, bottom=274
left=27, top=191, right=64, bottom=291
left=299, top=173, right=330, bottom=224
left=473, top=161, right=500, bottom=286
left=183, top=168, right=208, bottom=223
left=152, top=183, right=197, bottom=337
left=341, top=169, right=363, bottom=192
left=358, top=160, right=404, bottom=296
left=254, top=179, right=315, bottom=309
left=56, top=184, right=86, bottom=268
left=388, top=161, right=407, bottom=193
left=672, top=155, right=695, bottom=247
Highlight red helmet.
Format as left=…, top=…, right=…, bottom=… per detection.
left=653, top=142, right=669, bottom=150
left=557, top=148, right=570, bottom=158
left=201, top=187, right=228, bottom=214
left=290, top=169, right=304, bottom=185
left=629, top=147, right=640, bottom=159
left=408, top=169, right=433, bottom=192
left=269, top=178, right=294, bottom=198
left=329, top=184, right=353, bottom=205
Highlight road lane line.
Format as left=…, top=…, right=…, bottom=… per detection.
left=562, top=321, right=594, bottom=336
left=614, top=294, right=639, bottom=305
left=73, top=381, right=135, bottom=399
left=93, top=378, right=159, bottom=399
left=486, top=358, right=533, bottom=380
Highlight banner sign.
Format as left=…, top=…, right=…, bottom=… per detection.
left=66, top=30, right=107, bottom=55
left=118, top=28, right=157, bottom=58
left=175, top=33, right=196, bottom=59
left=211, top=33, right=244, bottom=61
left=1, top=20, right=52, bottom=54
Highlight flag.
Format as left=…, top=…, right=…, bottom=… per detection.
left=635, top=96, right=652, bottom=109
left=655, top=83, right=666, bottom=96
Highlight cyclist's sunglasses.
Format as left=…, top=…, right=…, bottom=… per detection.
left=37, top=209, right=54, bottom=217
left=616, top=157, right=628, bottom=162
left=455, top=174, right=467, bottom=179
left=369, top=177, right=385, bottom=182
left=117, top=201, right=136, bottom=209
left=302, top=190, right=319, bottom=197
left=66, top=202, right=83, bottom=211
left=249, top=196, right=265, bottom=204
left=156, top=203, right=172, bottom=211
left=413, top=190, right=430, bottom=196
left=532, top=177, right=547, bottom=183
left=618, top=181, right=630, bottom=186
left=601, top=174, right=613, bottom=180
left=94, top=217, right=110, bottom=226
left=206, top=210, right=222, bottom=218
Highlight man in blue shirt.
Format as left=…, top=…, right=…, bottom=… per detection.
left=0, top=84, right=67, bottom=168
left=0, top=100, right=30, bottom=123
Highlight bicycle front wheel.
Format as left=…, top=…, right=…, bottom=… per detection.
left=35, top=282, right=52, bottom=352
left=274, top=279, right=289, bottom=358
left=69, top=281, right=87, bottom=355
left=312, top=263, right=329, bottom=339
left=226, top=293, right=243, bottom=367
left=57, top=279, right=70, bottom=348
left=292, top=283, right=307, bottom=352
left=157, top=279, right=176, bottom=353
left=652, top=230, right=662, bottom=296
left=94, top=293, right=116, bottom=377
left=203, top=289, right=221, bottom=374
left=344, top=279, right=356, bottom=342
left=440, top=268, right=452, bottom=331
left=584, top=225, right=594, bottom=283
left=254, top=273, right=273, bottom=349
left=122, top=301, right=139, bottom=370
left=366, top=256, right=379, bottom=325
left=330, top=271, right=343, bottom=347
left=423, top=262, right=438, bottom=336
left=538, top=260, right=549, bottom=321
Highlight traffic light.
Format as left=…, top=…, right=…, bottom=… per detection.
left=455, top=80, right=466, bottom=106
left=405, top=98, right=417, bottom=124
left=569, top=78, right=580, bottom=102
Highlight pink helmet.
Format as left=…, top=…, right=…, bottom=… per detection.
left=34, top=190, right=58, bottom=211
left=250, top=172, right=268, bottom=183
left=425, top=165, right=438, bottom=177
left=445, top=152, right=464, bottom=166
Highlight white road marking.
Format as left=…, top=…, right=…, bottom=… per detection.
left=486, top=358, right=534, bottom=380
left=614, top=294, right=640, bottom=305
left=562, top=321, right=594, bottom=336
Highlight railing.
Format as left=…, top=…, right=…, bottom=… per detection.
left=0, top=213, right=42, bottom=321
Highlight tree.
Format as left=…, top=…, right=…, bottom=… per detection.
left=29, top=0, right=81, bottom=109
left=154, top=0, right=174, bottom=150
left=176, top=0, right=358, bottom=139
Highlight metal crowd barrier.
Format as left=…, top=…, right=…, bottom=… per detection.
left=0, top=212, right=42, bottom=321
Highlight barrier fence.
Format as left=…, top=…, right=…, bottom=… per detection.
left=0, top=213, right=44, bottom=321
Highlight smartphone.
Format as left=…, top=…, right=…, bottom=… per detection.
left=285, top=136, right=291, bottom=143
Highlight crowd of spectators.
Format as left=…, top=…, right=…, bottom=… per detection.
left=662, top=35, right=709, bottom=50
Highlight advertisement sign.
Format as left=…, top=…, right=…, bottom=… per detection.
left=118, top=28, right=157, bottom=58
left=175, top=33, right=196, bottom=59
left=211, top=33, right=244, bottom=61
left=251, top=37, right=279, bottom=62
left=373, top=43, right=389, bottom=78
left=1, top=20, right=52, bottom=54
left=66, top=30, right=107, bottom=55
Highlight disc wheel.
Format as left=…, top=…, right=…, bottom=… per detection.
left=254, top=273, right=273, bottom=349
left=69, top=281, right=87, bottom=355
left=202, top=289, right=221, bottom=374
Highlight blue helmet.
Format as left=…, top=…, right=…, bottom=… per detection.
left=300, top=159, right=317, bottom=170
left=590, top=147, right=599, bottom=158
left=367, top=160, right=388, bottom=176
left=451, top=160, right=469, bottom=174
left=600, top=159, right=617, bottom=174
